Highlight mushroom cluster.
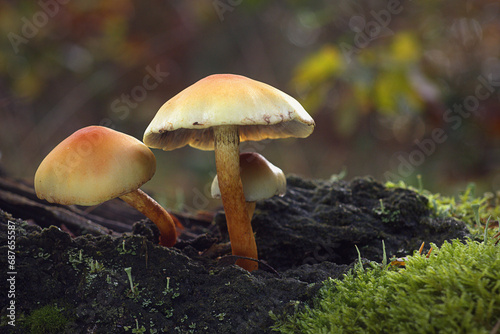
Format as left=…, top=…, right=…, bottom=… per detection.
left=34, top=74, right=314, bottom=272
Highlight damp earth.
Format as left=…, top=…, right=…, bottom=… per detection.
left=0, top=175, right=468, bottom=333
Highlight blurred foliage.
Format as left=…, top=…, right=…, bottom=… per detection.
left=1, top=0, right=500, bottom=209
left=1, top=0, right=141, bottom=100
left=292, top=31, right=426, bottom=135
left=293, top=31, right=424, bottom=114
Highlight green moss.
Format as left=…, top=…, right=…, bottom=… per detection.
left=25, top=305, right=68, bottom=334
left=272, top=239, right=500, bottom=333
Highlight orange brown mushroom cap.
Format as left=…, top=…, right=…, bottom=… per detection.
left=143, top=74, right=314, bottom=271
left=143, top=74, right=315, bottom=151
left=34, top=125, right=177, bottom=247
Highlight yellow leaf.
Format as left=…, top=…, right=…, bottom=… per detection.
left=374, top=71, right=399, bottom=114
left=391, top=32, right=421, bottom=64
left=293, top=45, right=345, bottom=90
left=373, top=69, right=424, bottom=114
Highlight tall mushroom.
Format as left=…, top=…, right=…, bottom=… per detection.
left=143, top=74, right=314, bottom=271
left=211, top=152, right=286, bottom=221
left=34, top=126, right=177, bottom=247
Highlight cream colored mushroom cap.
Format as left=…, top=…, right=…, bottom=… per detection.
left=143, top=74, right=315, bottom=151
left=211, top=152, right=286, bottom=202
left=34, top=126, right=156, bottom=206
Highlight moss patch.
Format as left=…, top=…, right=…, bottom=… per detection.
left=272, top=239, right=500, bottom=333
left=25, top=305, right=69, bottom=334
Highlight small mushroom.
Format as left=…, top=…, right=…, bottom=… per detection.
left=143, top=74, right=314, bottom=271
left=34, top=126, right=177, bottom=247
left=211, top=152, right=286, bottom=221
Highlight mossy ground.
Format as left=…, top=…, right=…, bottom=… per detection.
left=24, top=304, right=69, bottom=334
left=272, top=179, right=500, bottom=333
left=272, top=239, right=500, bottom=333
left=0, top=176, right=477, bottom=333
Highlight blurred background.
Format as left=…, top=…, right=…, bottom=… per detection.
left=1, top=0, right=500, bottom=212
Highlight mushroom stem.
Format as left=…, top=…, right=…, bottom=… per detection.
left=246, top=202, right=256, bottom=222
left=120, top=189, right=177, bottom=247
left=213, top=125, right=258, bottom=272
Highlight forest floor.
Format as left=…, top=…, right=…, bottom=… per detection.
left=0, top=174, right=469, bottom=333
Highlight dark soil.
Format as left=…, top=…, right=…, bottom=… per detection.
left=0, top=175, right=468, bottom=333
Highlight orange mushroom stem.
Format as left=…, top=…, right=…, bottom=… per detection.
left=120, top=189, right=177, bottom=247
left=213, top=125, right=258, bottom=272
left=245, top=202, right=257, bottom=222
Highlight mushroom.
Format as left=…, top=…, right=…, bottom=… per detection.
left=143, top=74, right=314, bottom=271
left=211, top=152, right=286, bottom=221
left=34, top=126, right=177, bottom=247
